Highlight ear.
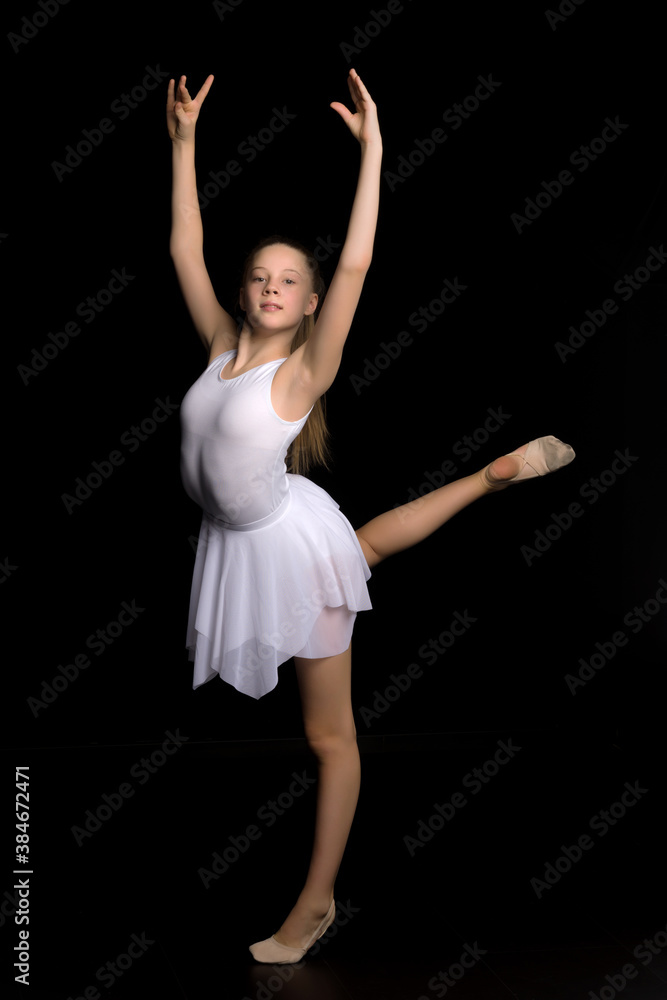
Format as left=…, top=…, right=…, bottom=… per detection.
left=305, top=292, right=318, bottom=316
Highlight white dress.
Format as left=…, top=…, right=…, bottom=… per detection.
left=180, top=350, right=372, bottom=699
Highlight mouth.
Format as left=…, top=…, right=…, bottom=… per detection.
left=261, top=303, right=282, bottom=311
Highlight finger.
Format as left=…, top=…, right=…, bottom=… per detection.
left=330, top=103, right=360, bottom=137
left=340, top=75, right=362, bottom=114
left=194, top=73, right=215, bottom=105
left=176, top=75, right=191, bottom=102
left=329, top=101, right=354, bottom=125
left=350, top=69, right=372, bottom=106
left=353, top=70, right=370, bottom=95
left=347, top=76, right=366, bottom=110
left=167, top=76, right=185, bottom=107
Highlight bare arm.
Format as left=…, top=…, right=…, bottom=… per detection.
left=290, top=70, right=382, bottom=397
left=167, top=75, right=237, bottom=354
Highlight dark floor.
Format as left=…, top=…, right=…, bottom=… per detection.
left=8, top=730, right=666, bottom=999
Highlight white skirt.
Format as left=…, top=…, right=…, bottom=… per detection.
left=186, top=474, right=372, bottom=699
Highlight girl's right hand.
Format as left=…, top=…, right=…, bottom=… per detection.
left=166, top=74, right=214, bottom=143
left=330, top=68, right=381, bottom=147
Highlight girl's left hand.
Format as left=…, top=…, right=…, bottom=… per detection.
left=330, top=69, right=381, bottom=145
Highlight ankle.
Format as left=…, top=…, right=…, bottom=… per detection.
left=295, top=888, right=334, bottom=918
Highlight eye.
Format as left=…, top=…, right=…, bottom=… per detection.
left=284, top=278, right=295, bottom=285
left=252, top=276, right=265, bottom=282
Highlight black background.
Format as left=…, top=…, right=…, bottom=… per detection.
left=2, top=0, right=666, bottom=997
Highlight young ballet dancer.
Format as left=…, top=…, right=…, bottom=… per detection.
left=167, top=69, right=574, bottom=964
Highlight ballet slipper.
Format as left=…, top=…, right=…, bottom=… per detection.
left=249, top=900, right=336, bottom=964
left=484, top=435, right=575, bottom=488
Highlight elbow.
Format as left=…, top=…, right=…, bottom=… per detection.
left=339, top=255, right=372, bottom=275
left=170, top=241, right=202, bottom=262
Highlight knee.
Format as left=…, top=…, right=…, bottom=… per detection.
left=305, top=724, right=358, bottom=761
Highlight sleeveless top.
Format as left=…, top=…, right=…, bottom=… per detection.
left=180, top=350, right=372, bottom=698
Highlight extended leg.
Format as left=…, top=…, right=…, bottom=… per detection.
left=250, top=644, right=358, bottom=958
left=356, top=436, right=575, bottom=568
left=355, top=460, right=514, bottom=569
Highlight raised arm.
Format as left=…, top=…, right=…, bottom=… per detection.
left=294, top=69, right=382, bottom=395
left=167, top=74, right=238, bottom=354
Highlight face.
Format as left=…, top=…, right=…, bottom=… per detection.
left=240, top=244, right=318, bottom=330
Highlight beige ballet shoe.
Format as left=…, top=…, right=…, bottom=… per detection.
left=485, top=435, right=575, bottom=488
left=249, top=900, right=336, bottom=964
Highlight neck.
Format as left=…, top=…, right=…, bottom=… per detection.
left=235, top=324, right=295, bottom=366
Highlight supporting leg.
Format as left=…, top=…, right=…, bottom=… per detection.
left=270, top=644, right=358, bottom=950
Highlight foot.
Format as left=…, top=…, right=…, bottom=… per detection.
left=274, top=897, right=334, bottom=949
left=249, top=898, right=336, bottom=965
left=481, top=436, right=575, bottom=492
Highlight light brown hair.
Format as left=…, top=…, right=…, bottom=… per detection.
left=239, top=235, right=331, bottom=476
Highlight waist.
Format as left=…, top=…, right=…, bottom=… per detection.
left=204, top=491, right=292, bottom=532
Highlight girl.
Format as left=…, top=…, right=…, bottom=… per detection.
left=167, top=70, right=574, bottom=964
